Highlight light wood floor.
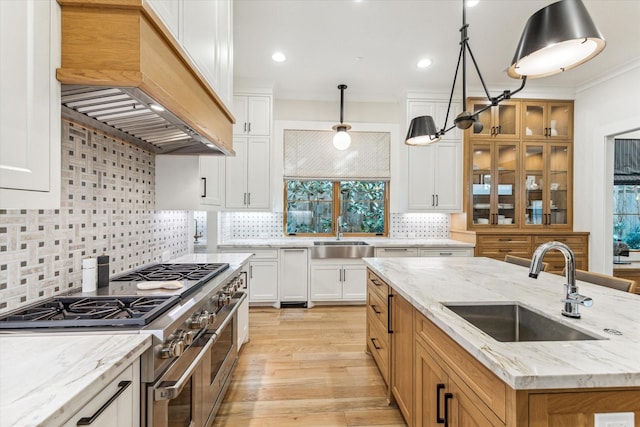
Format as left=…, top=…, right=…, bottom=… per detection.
left=212, top=305, right=407, bottom=427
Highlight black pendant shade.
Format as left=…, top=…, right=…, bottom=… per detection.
left=508, top=0, right=605, bottom=79
left=405, top=116, right=441, bottom=146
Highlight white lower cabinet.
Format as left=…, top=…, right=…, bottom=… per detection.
left=62, top=358, right=140, bottom=427
left=375, top=247, right=419, bottom=257
left=310, top=261, right=367, bottom=301
left=279, top=248, right=309, bottom=302
left=249, top=261, right=278, bottom=302
left=419, top=247, right=474, bottom=257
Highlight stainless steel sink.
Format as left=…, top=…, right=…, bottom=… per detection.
left=444, top=303, right=602, bottom=342
left=311, top=241, right=374, bottom=259
left=314, top=241, right=370, bottom=246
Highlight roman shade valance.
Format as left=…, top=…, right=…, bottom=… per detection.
left=614, top=139, right=640, bottom=185
left=283, top=130, right=390, bottom=180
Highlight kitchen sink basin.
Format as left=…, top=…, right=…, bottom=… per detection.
left=311, top=241, right=374, bottom=259
left=444, top=303, right=602, bottom=342
left=314, top=241, right=370, bottom=246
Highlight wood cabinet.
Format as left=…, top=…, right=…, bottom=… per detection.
left=407, top=99, right=463, bottom=213
left=0, top=0, right=61, bottom=209
left=155, top=155, right=224, bottom=210
left=310, top=261, right=366, bottom=301
left=463, top=98, right=575, bottom=231
left=390, top=292, right=414, bottom=426
left=62, top=359, right=140, bottom=427
left=233, top=95, right=272, bottom=136
left=279, top=248, right=308, bottom=302
left=366, top=270, right=391, bottom=386
left=468, top=99, right=520, bottom=140
left=474, top=232, right=589, bottom=273
left=225, top=137, right=271, bottom=209
left=522, top=100, right=573, bottom=141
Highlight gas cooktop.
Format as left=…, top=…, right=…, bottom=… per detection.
left=111, top=263, right=229, bottom=283
left=0, top=295, right=180, bottom=329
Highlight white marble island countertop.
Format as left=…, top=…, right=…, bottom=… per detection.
left=0, top=333, right=151, bottom=427
left=363, top=256, right=640, bottom=390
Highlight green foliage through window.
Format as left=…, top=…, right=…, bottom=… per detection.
left=613, top=184, right=640, bottom=249
left=285, top=180, right=387, bottom=236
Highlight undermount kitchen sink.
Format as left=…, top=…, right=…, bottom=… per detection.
left=311, top=241, right=374, bottom=259
left=444, top=303, right=602, bottom=342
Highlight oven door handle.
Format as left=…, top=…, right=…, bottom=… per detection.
left=153, top=338, right=214, bottom=401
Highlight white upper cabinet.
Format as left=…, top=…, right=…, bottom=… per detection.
left=233, top=95, right=271, bottom=136
left=406, top=99, right=463, bottom=213
left=225, top=137, right=270, bottom=209
left=146, top=0, right=233, bottom=108
left=0, top=0, right=61, bottom=209
left=155, top=155, right=224, bottom=210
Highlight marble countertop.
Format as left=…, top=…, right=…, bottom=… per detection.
left=0, top=334, right=151, bottom=427
left=363, top=256, right=640, bottom=390
left=219, top=238, right=474, bottom=249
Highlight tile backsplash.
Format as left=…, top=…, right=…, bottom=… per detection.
left=0, top=121, right=190, bottom=314
left=219, top=212, right=450, bottom=241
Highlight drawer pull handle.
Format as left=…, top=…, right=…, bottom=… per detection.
left=370, top=278, right=381, bottom=286
left=498, top=238, right=512, bottom=242
left=371, top=304, right=381, bottom=315
left=443, top=392, right=453, bottom=427
left=370, top=337, right=381, bottom=350
left=439, top=252, right=453, bottom=256
left=77, top=381, right=132, bottom=425
left=498, top=249, right=512, bottom=253
left=436, top=383, right=446, bottom=424
left=387, top=293, right=394, bottom=334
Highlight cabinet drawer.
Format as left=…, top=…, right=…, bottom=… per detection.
left=375, top=247, right=418, bottom=257
left=476, top=247, right=531, bottom=259
left=416, top=313, right=507, bottom=422
left=477, top=234, right=532, bottom=246
left=544, top=255, right=588, bottom=273
left=533, top=235, right=586, bottom=248
left=367, top=270, right=389, bottom=301
left=367, top=317, right=390, bottom=386
left=250, top=249, right=279, bottom=259
left=367, top=284, right=389, bottom=331
left=420, top=248, right=473, bottom=257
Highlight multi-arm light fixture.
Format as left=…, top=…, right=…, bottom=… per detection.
left=405, top=0, right=605, bottom=146
left=332, top=84, right=352, bottom=150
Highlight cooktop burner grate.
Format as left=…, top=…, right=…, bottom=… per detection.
left=0, top=295, right=180, bottom=328
left=111, top=263, right=229, bottom=283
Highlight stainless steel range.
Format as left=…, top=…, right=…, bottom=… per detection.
left=0, top=261, right=247, bottom=427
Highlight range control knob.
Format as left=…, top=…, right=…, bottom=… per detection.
left=179, top=330, right=195, bottom=345
left=187, top=312, right=208, bottom=329
left=160, top=339, right=185, bottom=359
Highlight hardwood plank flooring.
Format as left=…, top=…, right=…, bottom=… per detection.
left=212, top=306, right=407, bottom=427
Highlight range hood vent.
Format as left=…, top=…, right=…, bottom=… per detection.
left=57, top=0, right=235, bottom=156
left=61, top=86, right=222, bottom=155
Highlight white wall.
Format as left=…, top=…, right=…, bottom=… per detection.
left=573, top=62, right=640, bottom=274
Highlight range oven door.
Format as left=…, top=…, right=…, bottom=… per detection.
left=202, top=292, right=245, bottom=426
left=148, top=335, right=211, bottom=427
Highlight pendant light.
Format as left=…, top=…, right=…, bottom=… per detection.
left=405, top=0, right=605, bottom=145
left=332, top=84, right=351, bottom=150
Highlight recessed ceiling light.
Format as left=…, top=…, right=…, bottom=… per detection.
left=466, top=0, right=479, bottom=7
left=149, top=103, right=165, bottom=112
left=272, top=52, right=287, bottom=62
left=417, top=58, right=432, bottom=69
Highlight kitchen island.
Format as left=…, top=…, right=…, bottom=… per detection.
left=363, top=256, right=640, bottom=426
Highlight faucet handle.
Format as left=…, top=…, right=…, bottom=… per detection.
left=562, top=293, right=593, bottom=307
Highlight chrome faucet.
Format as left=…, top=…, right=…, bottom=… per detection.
left=528, top=241, right=593, bottom=319
left=336, top=216, right=343, bottom=241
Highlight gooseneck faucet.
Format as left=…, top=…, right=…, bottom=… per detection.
left=528, top=241, right=593, bottom=319
left=336, top=216, right=344, bottom=241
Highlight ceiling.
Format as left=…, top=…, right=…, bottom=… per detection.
left=233, top=0, right=640, bottom=102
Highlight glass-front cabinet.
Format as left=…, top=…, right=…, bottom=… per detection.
left=522, top=101, right=573, bottom=141
left=471, top=141, right=519, bottom=227
left=468, top=99, right=520, bottom=140
left=523, top=143, right=572, bottom=227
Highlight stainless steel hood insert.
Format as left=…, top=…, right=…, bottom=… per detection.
left=62, top=86, right=223, bottom=155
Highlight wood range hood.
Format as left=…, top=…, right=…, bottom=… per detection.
left=57, top=0, right=235, bottom=155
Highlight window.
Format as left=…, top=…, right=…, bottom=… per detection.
left=285, top=180, right=388, bottom=236
left=613, top=138, right=640, bottom=248
left=283, top=129, right=391, bottom=237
